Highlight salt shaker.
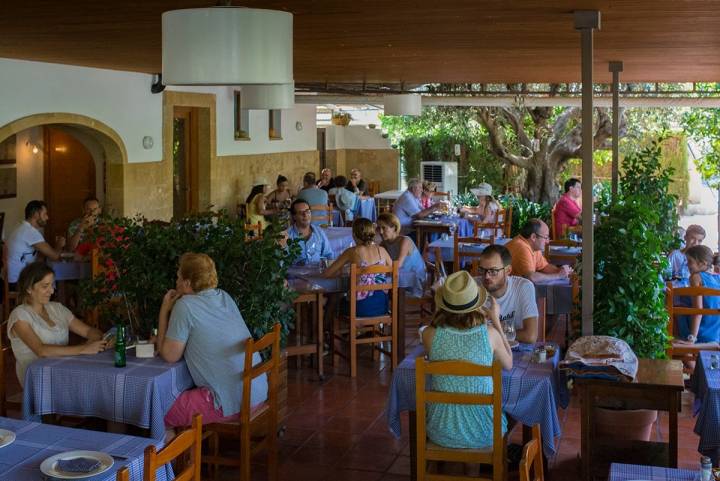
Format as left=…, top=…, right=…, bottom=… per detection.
left=701, top=455, right=712, bottom=481
left=535, top=346, right=546, bottom=363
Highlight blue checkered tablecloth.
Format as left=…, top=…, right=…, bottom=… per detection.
left=358, top=197, right=376, bottom=222
left=385, top=342, right=569, bottom=458
left=0, top=416, right=171, bottom=481
left=23, top=351, right=195, bottom=441
left=323, top=227, right=355, bottom=256
left=608, top=462, right=696, bottom=481
left=692, top=351, right=720, bottom=456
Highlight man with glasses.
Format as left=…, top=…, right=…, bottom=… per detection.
left=506, top=218, right=571, bottom=283
left=286, top=199, right=333, bottom=265
left=477, top=245, right=539, bottom=343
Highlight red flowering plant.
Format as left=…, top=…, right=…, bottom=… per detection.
left=78, top=211, right=299, bottom=344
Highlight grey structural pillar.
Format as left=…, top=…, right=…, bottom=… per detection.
left=575, top=10, right=601, bottom=336
left=609, top=61, right=623, bottom=200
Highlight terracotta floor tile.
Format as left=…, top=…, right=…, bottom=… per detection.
left=303, top=429, right=360, bottom=449
left=386, top=455, right=412, bottom=476
left=321, top=468, right=384, bottom=481
left=289, top=443, right=352, bottom=467
left=323, top=414, right=378, bottom=434
left=337, top=445, right=398, bottom=472
left=355, top=433, right=408, bottom=454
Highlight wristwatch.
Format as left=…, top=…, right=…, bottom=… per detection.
left=687, top=334, right=697, bottom=343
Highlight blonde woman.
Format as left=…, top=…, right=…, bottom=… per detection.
left=246, top=178, right=277, bottom=231
left=158, top=253, right=267, bottom=427
left=422, top=270, right=512, bottom=448
left=421, top=181, right=437, bottom=209
left=323, top=218, right=393, bottom=317
left=377, top=212, right=427, bottom=298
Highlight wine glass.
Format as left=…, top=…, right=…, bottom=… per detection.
left=306, top=242, right=317, bottom=265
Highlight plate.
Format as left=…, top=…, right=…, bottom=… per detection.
left=509, top=340, right=520, bottom=349
left=40, top=451, right=114, bottom=479
left=0, top=429, right=15, bottom=448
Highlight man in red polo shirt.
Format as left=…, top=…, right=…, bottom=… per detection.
left=554, top=178, right=582, bottom=238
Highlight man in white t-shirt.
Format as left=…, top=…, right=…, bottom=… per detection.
left=476, top=244, right=539, bottom=343
left=6, top=200, right=66, bottom=284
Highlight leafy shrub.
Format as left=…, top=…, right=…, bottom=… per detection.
left=498, top=194, right=551, bottom=237
left=79, top=212, right=299, bottom=345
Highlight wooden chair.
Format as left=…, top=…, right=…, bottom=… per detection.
left=453, top=236, right=494, bottom=275
left=368, top=180, right=380, bottom=197
left=203, top=323, right=281, bottom=481
left=333, top=262, right=399, bottom=377
left=144, top=413, right=202, bottom=481
left=404, top=247, right=443, bottom=326
left=288, top=292, right=325, bottom=379
left=665, top=282, right=720, bottom=360
left=116, top=467, right=129, bottom=481
left=519, top=424, right=544, bottom=481
left=2, top=243, right=18, bottom=323
left=432, top=191, right=451, bottom=202
left=501, top=206, right=513, bottom=238
left=544, top=239, right=581, bottom=266
left=0, top=320, right=21, bottom=417
left=244, top=222, right=263, bottom=241
left=536, top=297, right=546, bottom=343
left=416, top=358, right=506, bottom=481
left=550, top=206, right=558, bottom=240
left=310, top=204, right=333, bottom=225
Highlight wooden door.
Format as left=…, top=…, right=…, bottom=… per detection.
left=44, top=126, right=96, bottom=243
left=173, top=107, right=199, bottom=218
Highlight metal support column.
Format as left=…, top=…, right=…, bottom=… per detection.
left=575, top=10, right=601, bottom=336
left=609, top=61, right=623, bottom=200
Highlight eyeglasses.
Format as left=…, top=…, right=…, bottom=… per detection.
left=536, top=233, right=550, bottom=240
left=477, top=266, right=506, bottom=277
left=296, top=209, right=311, bottom=215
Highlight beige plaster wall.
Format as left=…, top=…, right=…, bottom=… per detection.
left=211, top=151, right=320, bottom=212
left=122, top=161, right=173, bottom=219
left=326, top=149, right=399, bottom=192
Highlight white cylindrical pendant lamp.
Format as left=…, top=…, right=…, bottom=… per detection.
left=162, top=7, right=293, bottom=85
left=242, top=83, right=295, bottom=109
left=383, top=94, right=422, bottom=116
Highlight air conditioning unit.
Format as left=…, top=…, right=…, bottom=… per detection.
left=420, top=161, right=458, bottom=195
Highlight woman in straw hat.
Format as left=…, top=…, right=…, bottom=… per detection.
left=461, top=182, right=501, bottom=238
left=421, top=270, right=513, bottom=449
left=246, top=178, right=277, bottom=231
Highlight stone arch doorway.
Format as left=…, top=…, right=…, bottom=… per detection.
left=0, top=113, right=127, bottom=236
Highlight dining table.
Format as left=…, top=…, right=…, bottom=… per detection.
left=692, top=350, right=720, bottom=465
left=287, top=263, right=422, bottom=362
left=427, top=236, right=581, bottom=266
left=23, top=350, right=194, bottom=441
left=608, top=462, right=696, bottom=481
left=322, top=226, right=355, bottom=256
left=413, top=216, right=474, bottom=252
left=0, top=416, right=172, bottom=481
left=385, top=342, right=569, bottom=481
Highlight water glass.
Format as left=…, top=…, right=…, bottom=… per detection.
left=503, top=322, right=516, bottom=342
left=711, top=354, right=720, bottom=370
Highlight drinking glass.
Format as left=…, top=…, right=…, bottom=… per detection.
left=503, top=321, right=516, bottom=343
left=306, top=242, right=317, bottom=264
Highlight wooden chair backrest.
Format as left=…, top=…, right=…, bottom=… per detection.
left=453, top=235, right=494, bottom=275
left=240, top=323, right=281, bottom=427
left=519, top=424, right=544, bottom=481
left=2, top=243, right=18, bottom=323
left=432, top=191, right=451, bottom=201
left=244, top=222, right=263, bottom=241
left=666, top=282, right=720, bottom=356
left=544, top=239, right=581, bottom=265
left=116, top=467, right=129, bottom=481
left=502, top=206, right=513, bottom=238
left=416, top=358, right=505, bottom=479
left=368, top=180, right=380, bottom=197
left=143, top=413, right=202, bottom=481
left=349, top=262, right=399, bottom=320
left=309, top=204, right=333, bottom=224
left=550, top=206, right=558, bottom=240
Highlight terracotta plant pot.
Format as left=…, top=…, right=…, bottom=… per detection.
left=594, top=407, right=658, bottom=441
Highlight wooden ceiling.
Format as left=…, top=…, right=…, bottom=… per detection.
left=2, top=1, right=720, bottom=84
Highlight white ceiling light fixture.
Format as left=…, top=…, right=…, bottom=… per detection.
left=162, top=7, right=293, bottom=85
left=242, top=83, right=295, bottom=110
left=383, top=93, right=422, bottom=116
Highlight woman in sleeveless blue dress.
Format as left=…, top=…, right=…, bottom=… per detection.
left=377, top=212, right=428, bottom=298
left=678, top=245, right=720, bottom=343
left=421, top=270, right=513, bottom=448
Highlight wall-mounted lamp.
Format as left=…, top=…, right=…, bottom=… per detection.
left=25, top=141, right=40, bottom=154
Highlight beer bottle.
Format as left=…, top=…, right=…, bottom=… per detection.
left=115, top=324, right=126, bottom=368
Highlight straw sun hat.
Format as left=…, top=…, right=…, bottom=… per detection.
left=470, top=182, right=493, bottom=197
left=253, top=177, right=270, bottom=187
left=435, top=271, right=488, bottom=314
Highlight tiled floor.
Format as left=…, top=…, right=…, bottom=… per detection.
left=237, top=316, right=704, bottom=481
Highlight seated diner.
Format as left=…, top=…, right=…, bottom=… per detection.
left=328, top=175, right=359, bottom=222
left=286, top=199, right=334, bottom=264
left=246, top=178, right=277, bottom=231
left=322, top=218, right=393, bottom=317
left=667, top=224, right=706, bottom=284
left=506, top=218, right=571, bottom=282
left=421, top=270, right=512, bottom=448
left=156, top=252, right=268, bottom=427
left=377, top=212, right=427, bottom=298
left=676, top=245, right=720, bottom=345
left=8, top=262, right=106, bottom=387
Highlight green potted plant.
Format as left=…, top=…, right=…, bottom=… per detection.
left=331, top=111, right=352, bottom=126
left=591, top=141, right=679, bottom=440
